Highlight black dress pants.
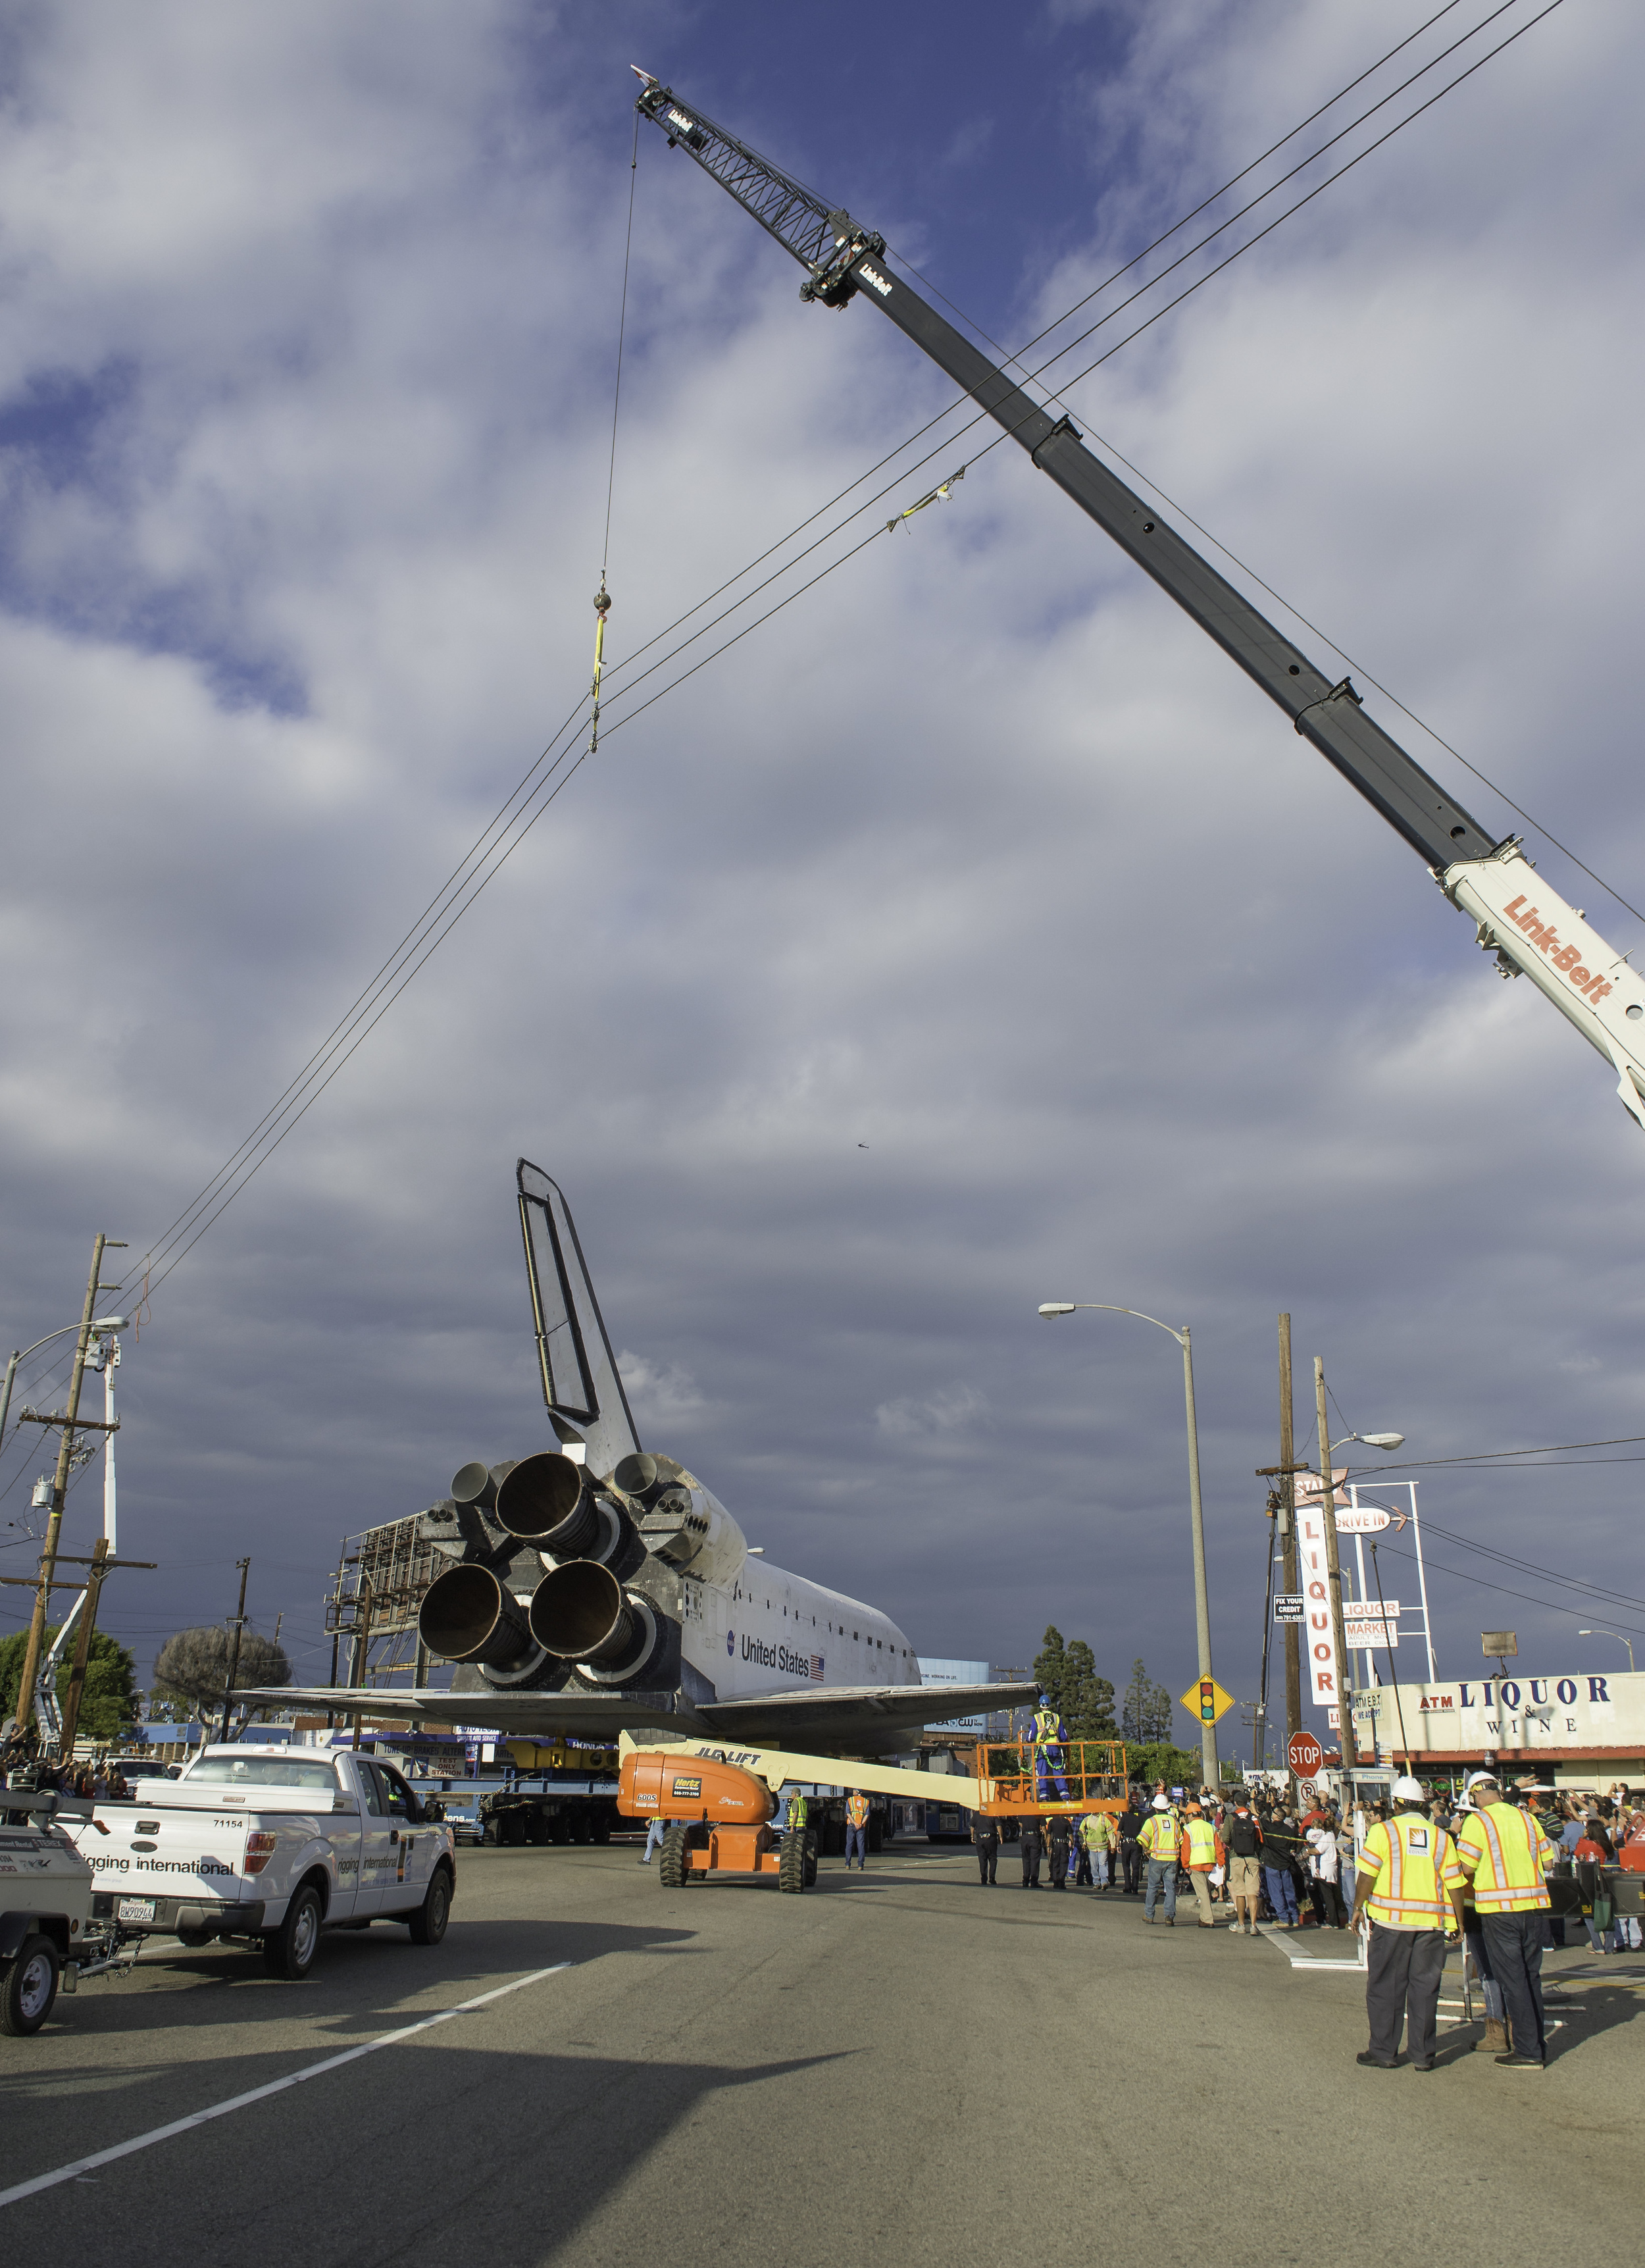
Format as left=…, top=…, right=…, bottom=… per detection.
left=976, top=1843, right=998, bottom=1883
left=1021, top=1838, right=1041, bottom=1886
left=1365, top=1923, right=1447, bottom=2064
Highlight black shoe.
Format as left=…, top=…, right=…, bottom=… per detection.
left=1410, top=2061, right=1434, bottom=2073
left=1495, top=2053, right=1544, bottom=2069
left=1355, top=2052, right=1398, bottom=2069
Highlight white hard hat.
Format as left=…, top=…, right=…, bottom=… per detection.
left=1392, top=1776, right=1425, bottom=1803
left=1151, top=1794, right=1170, bottom=1810
left=1465, top=1770, right=1499, bottom=1793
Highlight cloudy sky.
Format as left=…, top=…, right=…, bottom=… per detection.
left=3, top=0, right=1642, bottom=1754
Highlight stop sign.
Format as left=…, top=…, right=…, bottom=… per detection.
left=1288, top=1730, right=1325, bottom=1779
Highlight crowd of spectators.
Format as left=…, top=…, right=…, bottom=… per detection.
left=1016, top=1775, right=1645, bottom=1950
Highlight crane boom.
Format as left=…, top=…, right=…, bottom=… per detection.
left=634, top=77, right=1645, bottom=1134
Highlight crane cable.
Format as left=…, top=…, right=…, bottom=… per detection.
left=590, top=113, right=640, bottom=758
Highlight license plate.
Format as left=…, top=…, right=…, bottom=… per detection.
left=118, top=1897, right=157, bottom=1922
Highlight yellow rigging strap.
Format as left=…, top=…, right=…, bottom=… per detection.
left=885, top=463, right=966, bottom=534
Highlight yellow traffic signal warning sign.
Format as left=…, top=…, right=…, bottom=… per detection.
left=1180, top=1676, right=1235, bottom=1727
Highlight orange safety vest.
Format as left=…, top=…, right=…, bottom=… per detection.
left=1457, top=1801, right=1553, bottom=1913
left=846, top=1793, right=870, bottom=1829
left=1359, top=1813, right=1464, bottom=1930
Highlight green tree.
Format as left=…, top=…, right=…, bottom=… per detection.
left=1061, top=1639, right=1117, bottom=1740
left=153, top=1626, right=290, bottom=1714
left=1032, top=1625, right=1067, bottom=1713
left=0, top=1625, right=139, bottom=1744
left=1125, top=1738, right=1204, bottom=1791
left=1120, top=1658, right=1177, bottom=1743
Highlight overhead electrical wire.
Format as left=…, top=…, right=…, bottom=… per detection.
left=25, top=0, right=1581, bottom=1339
left=1374, top=1537, right=1645, bottom=1639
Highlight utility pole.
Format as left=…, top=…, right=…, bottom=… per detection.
left=219, top=1559, right=250, bottom=1743
left=1179, top=1326, right=1219, bottom=1793
left=1278, top=1316, right=1302, bottom=1753
left=13, top=1235, right=121, bottom=1749
left=1314, top=1356, right=1358, bottom=1772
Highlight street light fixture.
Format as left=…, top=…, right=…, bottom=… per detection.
left=1038, top=1300, right=1219, bottom=1791
left=0, top=1318, right=132, bottom=1449
left=1579, top=1629, right=1637, bottom=1673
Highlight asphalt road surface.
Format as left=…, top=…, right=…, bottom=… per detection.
left=3, top=1842, right=1640, bottom=2266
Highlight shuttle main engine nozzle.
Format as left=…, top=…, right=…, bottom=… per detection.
left=529, top=1559, right=657, bottom=1679
left=496, top=1450, right=625, bottom=1562
left=418, top=1564, right=536, bottom=1667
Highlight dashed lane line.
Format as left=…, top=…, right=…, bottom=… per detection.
left=0, top=1962, right=572, bottom=2211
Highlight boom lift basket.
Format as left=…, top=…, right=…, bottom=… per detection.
left=974, top=1738, right=1130, bottom=1820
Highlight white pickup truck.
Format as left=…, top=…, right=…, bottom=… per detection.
left=64, top=1745, right=457, bottom=1980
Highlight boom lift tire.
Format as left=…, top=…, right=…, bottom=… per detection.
left=407, top=1864, right=452, bottom=1946
left=659, top=1822, right=692, bottom=1888
left=0, top=1934, right=60, bottom=2036
left=262, top=1881, right=324, bottom=1979
left=803, top=1833, right=818, bottom=1888
left=778, top=1832, right=807, bottom=1894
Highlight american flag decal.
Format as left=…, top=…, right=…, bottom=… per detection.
left=811, top=1655, right=824, bottom=1682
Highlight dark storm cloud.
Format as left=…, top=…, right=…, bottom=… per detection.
left=1, top=2, right=1640, bottom=1740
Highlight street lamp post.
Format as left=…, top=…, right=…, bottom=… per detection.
left=1038, top=1301, right=1219, bottom=1791
left=1579, top=1630, right=1637, bottom=1673
left=2, top=1291, right=132, bottom=1749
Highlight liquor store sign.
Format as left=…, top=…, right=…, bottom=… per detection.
left=1384, top=1671, right=1644, bottom=1753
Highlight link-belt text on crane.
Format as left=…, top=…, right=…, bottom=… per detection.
left=1501, top=894, right=1615, bottom=1003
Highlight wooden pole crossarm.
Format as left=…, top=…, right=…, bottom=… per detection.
left=13, top=1411, right=121, bottom=1431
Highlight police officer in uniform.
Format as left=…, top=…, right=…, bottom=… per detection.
left=1019, top=1812, right=1044, bottom=1889
left=973, top=1807, right=1000, bottom=1885
left=1046, top=1810, right=1073, bottom=1889
left=1354, top=1775, right=1467, bottom=2070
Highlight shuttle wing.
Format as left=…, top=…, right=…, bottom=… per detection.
left=243, top=1680, right=1034, bottom=1753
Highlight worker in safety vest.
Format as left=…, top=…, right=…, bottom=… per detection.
left=1031, top=1695, right=1069, bottom=1801
left=784, top=1788, right=809, bottom=1834
left=1454, top=1770, right=1556, bottom=2069
left=1138, top=1795, right=1180, bottom=1925
left=1178, top=1801, right=1223, bottom=1929
left=844, top=1789, right=871, bottom=1871
left=1353, top=1775, right=1467, bottom=2071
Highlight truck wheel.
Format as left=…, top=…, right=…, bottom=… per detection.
left=261, top=1883, right=323, bottom=1980
left=658, top=1823, right=691, bottom=1888
left=0, top=1936, right=60, bottom=2036
left=778, top=1832, right=807, bottom=1894
left=408, top=1865, right=452, bottom=1946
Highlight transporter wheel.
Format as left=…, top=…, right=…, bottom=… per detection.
left=262, top=1882, right=324, bottom=1980
left=658, top=1823, right=692, bottom=1888
left=549, top=1815, right=572, bottom=1845
left=570, top=1814, right=594, bottom=1845
left=591, top=1817, right=613, bottom=1846
left=0, top=1936, right=60, bottom=2036
left=778, top=1832, right=807, bottom=1894
left=408, top=1865, right=452, bottom=1946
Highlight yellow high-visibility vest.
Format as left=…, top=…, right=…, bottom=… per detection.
left=1138, top=1813, right=1177, bottom=1860
left=1359, top=1813, right=1465, bottom=1929
left=1457, top=1802, right=1553, bottom=1913
left=1033, top=1709, right=1063, bottom=1745
left=1182, top=1818, right=1218, bottom=1869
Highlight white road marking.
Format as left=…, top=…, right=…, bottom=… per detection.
left=0, top=1963, right=572, bottom=2211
